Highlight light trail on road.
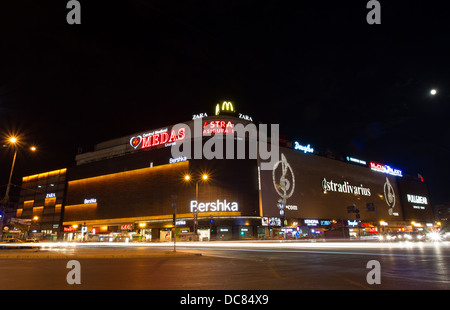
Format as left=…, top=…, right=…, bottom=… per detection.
left=3, top=240, right=449, bottom=253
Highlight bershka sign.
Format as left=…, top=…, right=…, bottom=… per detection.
left=322, top=178, right=371, bottom=196
left=190, top=200, right=238, bottom=213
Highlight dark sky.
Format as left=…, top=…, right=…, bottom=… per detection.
left=1, top=1, right=449, bottom=204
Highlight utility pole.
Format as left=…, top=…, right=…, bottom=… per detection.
left=0, top=149, right=17, bottom=241
left=171, top=195, right=177, bottom=253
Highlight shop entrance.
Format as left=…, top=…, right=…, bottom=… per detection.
left=217, top=226, right=232, bottom=241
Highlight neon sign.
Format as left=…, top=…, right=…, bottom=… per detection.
left=370, top=162, right=402, bottom=177
left=202, top=120, right=234, bottom=135
left=238, top=113, right=253, bottom=121
left=304, top=219, right=319, bottom=226
left=63, top=226, right=77, bottom=232
left=346, top=156, right=367, bottom=165
left=294, top=142, right=314, bottom=154
left=407, top=194, right=428, bottom=205
left=130, top=127, right=186, bottom=150
left=190, top=200, right=238, bottom=213
left=347, top=220, right=359, bottom=226
left=322, top=178, right=371, bottom=196
left=84, top=198, right=97, bottom=204
left=192, top=113, right=208, bottom=120
left=46, top=193, right=56, bottom=198
left=169, top=156, right=187, bottom=164
left=215, top=101, right=235, bottom=115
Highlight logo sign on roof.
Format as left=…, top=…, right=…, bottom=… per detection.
left=130, top=127, right=186, bottom=150
left=370, top=162, right=402, bottom=177
left=294, top=142, right=314, bottom=154
left=202, top=120, right=234, bottom=135
left=215, top=101, right=235, bottom=115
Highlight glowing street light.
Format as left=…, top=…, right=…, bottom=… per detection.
left=430, top=89, right=437, bottom=95
left=1, top=135, right=38, bottom=240
left=184, top=172, right=210, bottom=237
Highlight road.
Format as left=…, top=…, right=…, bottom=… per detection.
left=0, top=241, right=449, bottom=292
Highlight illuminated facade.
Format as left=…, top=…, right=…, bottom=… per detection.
left=15, top=102, right=436, bottom=241
left=16, top=168, right=67, bottom=240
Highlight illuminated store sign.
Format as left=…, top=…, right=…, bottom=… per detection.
left=294, top=142, right=314, bottom=154
left=322, top=178, right=371, bottom=196
left=347, top=220, right=359, bottom=226
left=407, top=194, right=428, bottom=205
left=346, top=156, right=367, bottom=165
left=46, top=193, right=56, bottom=198
left=202, top=120, right=234, bottom=135
left=192, top=113, right=208, bottom=120
left=304, top=219, right=319, bottom=226
left=238, top=113, right=253, bottom=121
left=320, top=220, right=332, bottom=226
left=285, top=205, right=298, bottom=211
left=130, top=127, right=186, bottom=150
left=370, top=162, right=402, bottom=177
left=84, top=198, right=97, bottom=204
left=63, top=226, right=77, bottom=232
left=190, top=200, right=238, bottom=213
left=407, top=194, right=428, bottom=210
left=169, top=156, right=187, bottom=164
left=215, top=101, right=235, bottom=115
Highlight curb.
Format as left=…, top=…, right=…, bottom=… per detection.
left=0, top=251, right=202, bottom=259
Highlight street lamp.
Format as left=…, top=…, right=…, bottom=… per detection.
left=184, top=172, right=209, bottom=237
left=1, top=135, right=37, bottom=240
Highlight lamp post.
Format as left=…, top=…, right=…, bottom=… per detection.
left=184, top=173, right=208, bottom=239
left=171, top=194, right=177, bottom=252
left=0, top=136, right=36, bottom=240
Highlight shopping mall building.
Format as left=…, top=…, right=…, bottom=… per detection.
left=14, top=102, right=435, bottom=241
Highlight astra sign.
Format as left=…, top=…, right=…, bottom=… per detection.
left=130, top=127, right=186, bottom=150
left=202, top=120, right=234, bottom=135
left=370, top=162, right=402, bottom=177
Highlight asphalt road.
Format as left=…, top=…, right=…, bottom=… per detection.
left=0, top=241, right=449, bottom=291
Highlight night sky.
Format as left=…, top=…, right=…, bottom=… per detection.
left=1, top=1, right=449, bottom=206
